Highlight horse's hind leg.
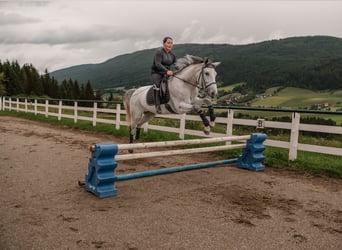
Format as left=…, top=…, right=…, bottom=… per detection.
left=134, top=112, right=155, bottom=141
left=135, top=127, right=141, bottom=140
left=136, top=112, right=155, bottom=129
left=129, top=110, right=143, bottom=142
left=128, top=112, right=154, bottom=152
left=129, top=126, right=135, bottom=144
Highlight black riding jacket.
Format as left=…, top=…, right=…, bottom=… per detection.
left=151, top=48, right=176, bottom=75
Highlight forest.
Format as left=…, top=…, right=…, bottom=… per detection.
left=0, top=60, right=100, bottom=102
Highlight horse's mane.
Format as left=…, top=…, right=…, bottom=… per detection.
left=174, top=54, right=205, bottom=71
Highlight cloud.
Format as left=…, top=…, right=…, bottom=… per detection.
left=268, top=30, right=286, bottom=41
left=0, top=12, right=40, bottom=25
left=0, top=22, right=156, bottom=45
left=0, top=0, right=341, bottom=73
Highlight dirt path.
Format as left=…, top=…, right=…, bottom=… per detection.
left=0, top=116, right=341, bottom=250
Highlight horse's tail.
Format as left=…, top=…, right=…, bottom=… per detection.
left=123, top=89, right=136, bottom=125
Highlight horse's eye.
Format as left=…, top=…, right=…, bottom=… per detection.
left=205, top=72, right=209, bottom=76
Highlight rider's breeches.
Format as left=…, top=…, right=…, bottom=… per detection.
left=151, top=73, right=163, bottom=89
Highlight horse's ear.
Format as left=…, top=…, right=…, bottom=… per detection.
left=211, top=62, right=221, bottom=68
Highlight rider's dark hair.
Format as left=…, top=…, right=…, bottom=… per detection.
left=163, top=36, right=173, bottom=43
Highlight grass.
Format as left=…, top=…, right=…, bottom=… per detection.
left=1, top=110, right=341, bottom=178
left=265, top=147, right=342, bottom=177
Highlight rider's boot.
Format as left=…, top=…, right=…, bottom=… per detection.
left=153, top=86, right=162, bottom=114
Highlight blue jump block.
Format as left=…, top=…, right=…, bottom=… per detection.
left=238, top=133, right=267, bottom=171
left=84, top=133, right=267, bottom=198
left=85, top=143, right=118, bottom=198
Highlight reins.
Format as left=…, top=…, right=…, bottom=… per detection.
left=172, top=65, right=214, bottom=91
left=172, top=75, right=199, bottom=88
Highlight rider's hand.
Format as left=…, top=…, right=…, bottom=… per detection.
left=166, top=70, right=174, bottom=76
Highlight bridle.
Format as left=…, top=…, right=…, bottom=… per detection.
left=173, top=64, right=216, bottom=92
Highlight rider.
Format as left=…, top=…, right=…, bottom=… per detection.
left=151, top=36, right=176, bottom=113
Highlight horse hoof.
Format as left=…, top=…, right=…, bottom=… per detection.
left=128, top=149, right=134, bottom=153
left=203, top=126, right=211, bottom=135
left=210, top=121, right=215, bottom=128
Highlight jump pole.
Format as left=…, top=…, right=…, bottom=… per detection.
left=84, top=133, right=267, bottom=198
left=116, top=159, right=238, bottom=181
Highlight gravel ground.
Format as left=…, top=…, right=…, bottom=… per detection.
left=0, top=116, right=341, bottom=250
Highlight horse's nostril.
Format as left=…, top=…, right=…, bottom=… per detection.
left=210, top=91, right=217, bottom=98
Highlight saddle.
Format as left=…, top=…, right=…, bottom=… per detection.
left=146, top=77, right=170, bottom=106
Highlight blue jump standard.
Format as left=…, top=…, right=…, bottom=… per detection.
left=85, top=133, right=267, bottom=198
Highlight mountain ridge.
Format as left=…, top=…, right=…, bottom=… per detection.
left=50, top=36, right=342, bottom=91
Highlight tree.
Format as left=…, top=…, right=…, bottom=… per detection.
left=2, top=60, right=23, bottom=95
left=72, top=80, right=80, bottom=99
left=0, top=72, right=7, bottom=96
left=0, top=60, right=99, bottom=100
left=84, top=80, right=94, bottom=100
left=20, top=63, right=43, bottom=96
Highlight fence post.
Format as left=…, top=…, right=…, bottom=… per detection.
left=74, top=101, right=78, bottom=123
left=143, top=122, right=149, bottom=133
left=226, top=109, right=234, bottom=136
left=93, top=102, right=97, bottom=126
left=226, top=109, right=234, bottom=144
left=0, top=96, right=2, bottom=111
left=58, top=100, right=62, bottom=121
left=16, top=98, right=19, bottom=112
left=116, top=103, right=121, bottom=130
left=4, top=97, right=6, bottom=110
left=25, top=98, right=28, bottom=113
left=34, top=99, right=37, bottom=115
left=289, top=112, right=300, bottom=161
left=179, top=113, right=186, bottom=139
left=45, top=99, right=49, bottom=117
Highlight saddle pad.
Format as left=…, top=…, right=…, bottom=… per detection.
left=146, top=82, right=170, bottom=106
left=146, top=87, right=155, bottom=106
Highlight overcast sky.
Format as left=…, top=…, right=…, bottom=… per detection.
left=1, top=0, right=341, bottom=73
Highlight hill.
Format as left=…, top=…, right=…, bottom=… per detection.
left=50, top=36, right=342, bottom=92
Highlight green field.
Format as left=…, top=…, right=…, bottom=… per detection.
left=252, top=87, right=342, bottom=109
left=215, top=86, right=342, bottom=125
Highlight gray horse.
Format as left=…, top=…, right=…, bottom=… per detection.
left=123, top=55, right=220, bottom=144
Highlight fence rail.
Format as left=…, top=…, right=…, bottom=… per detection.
left=1, top=96, right=341, bottom=160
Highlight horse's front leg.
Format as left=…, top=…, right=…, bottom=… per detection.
left=179, top=101, right=211, bottom=135
left=197, top=97, right=216, bottom=128
left=193, top=104, right=211, bottom=135
left=208, top=105, right=216, bottom=128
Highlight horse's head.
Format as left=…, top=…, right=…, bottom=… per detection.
left=200, top=58, right=220, bottom=98
left=174, top=55, right=221, bottom=98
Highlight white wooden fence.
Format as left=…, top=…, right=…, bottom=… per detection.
left=1, top=96, right=341, bottom=160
